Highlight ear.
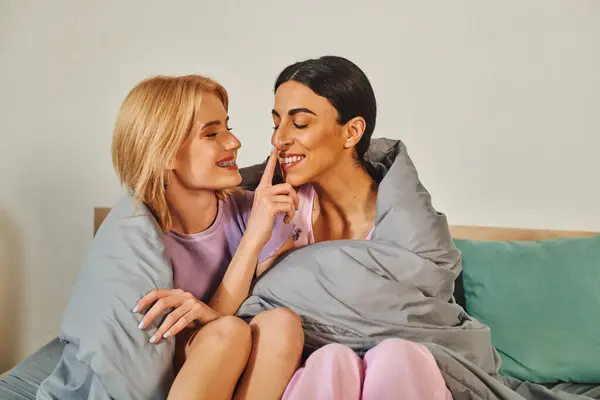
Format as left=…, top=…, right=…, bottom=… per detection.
left=342, top=116, right=366, bottom=149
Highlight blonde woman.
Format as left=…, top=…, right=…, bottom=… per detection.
left=112, top=75, right=304, bottom=400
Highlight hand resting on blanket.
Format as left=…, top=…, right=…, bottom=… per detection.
left=134, top=288, right=221, bottom=345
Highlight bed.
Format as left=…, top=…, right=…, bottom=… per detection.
left=1, top=208, right=598, bottom=399
left=0, top=339, right=65, bottom=400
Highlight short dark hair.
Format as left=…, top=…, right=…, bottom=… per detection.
left=274, top=56, right=377, bottom=164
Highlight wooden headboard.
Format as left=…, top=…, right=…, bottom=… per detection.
left=93, top=207, right=598, bottom=240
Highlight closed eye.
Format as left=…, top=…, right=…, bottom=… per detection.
left=206, top=127, right=233, bottom=138
left=294, top=123, right=308, bottom=129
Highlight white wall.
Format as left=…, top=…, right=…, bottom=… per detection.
left=1, top=0, right=598, bottom=367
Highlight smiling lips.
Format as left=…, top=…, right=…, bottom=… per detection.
left=279, top=153, right=305, bottom=172
left=216, top=156, right=238, bottom=170
left=216, top=154, right=304, bottom=172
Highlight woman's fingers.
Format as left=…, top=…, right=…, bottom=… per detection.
left=160, top=310, right=198, bottom=343
left=257, top=148, right=278, bottom=188
left=135, top=289, right=223, bottom=344
left=255, top=192, right=297, bottom=224
left=150, top=301, right=222, bottom=345
left=138, top=292, right=187, bottom=330
left=273, top=201, right=296, bottom=224
left=134, top=288, right=184, bottom=313
left=150, top=302, right=193, bottom=344
left=188, top=301, right=222, bottom=325
left=161, top=303, right=218, bottom=341
left=263, top=183, right=299, bottom=209
left=268, top=195, right=297, bottom=205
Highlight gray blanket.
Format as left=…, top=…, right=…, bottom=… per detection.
left=237, top=139, right=590, bottom=400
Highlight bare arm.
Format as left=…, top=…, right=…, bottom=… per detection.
left=209, top=236, right=294, bottom=315
left=256, top=236, right=294, bottom=277
left=209, top=148, right=298, bottom=316
left=208, top=236, right=261, bottom=315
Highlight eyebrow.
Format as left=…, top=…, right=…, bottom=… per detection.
left=201, top=116, right=229, bottom=130
left=271, top=108, right=317, bottom=118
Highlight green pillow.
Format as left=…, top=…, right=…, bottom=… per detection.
left=455, top=236, right=600, bottom=383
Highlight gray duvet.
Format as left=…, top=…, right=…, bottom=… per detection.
left=237, top=139, right=593, bottom=400
left=28, top=138, right=597, bottom=399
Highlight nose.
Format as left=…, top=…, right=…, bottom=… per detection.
left=223, top=129, right=241, bottom=150
left=272, top=125, right=293, bottom=151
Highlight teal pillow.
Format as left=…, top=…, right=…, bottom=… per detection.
left=455, top=236, right=600, bottom=383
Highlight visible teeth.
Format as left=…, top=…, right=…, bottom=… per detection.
left=280, top=156, right=304, bottom=165
left=218, top=160, right=235, bottom=167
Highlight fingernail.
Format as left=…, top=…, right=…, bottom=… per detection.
left=138, top=321, right=145, bottom=330
left=163, top=331, right=171, bottom=339
left=132, top=305, right=139, bottom=313
left=271, top=145, right=275, bottom=153
left=149, top=335, right=157, bottom=344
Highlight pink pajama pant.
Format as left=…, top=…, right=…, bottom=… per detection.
left=282, top=338, right=453, bottom=400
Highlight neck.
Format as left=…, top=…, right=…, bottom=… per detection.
left=165, top=181, right=218, bottom=234
left=311, top=158, right=377, bottom=221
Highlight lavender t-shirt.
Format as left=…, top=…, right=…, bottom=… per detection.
left=164, top=191, right=295, bottom=303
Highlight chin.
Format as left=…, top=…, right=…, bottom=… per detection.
left=284, top=170, right=310, bottom=188
left=228, top=171, right=243, bottom=187
left=233, top=173, right=243, bottom=187
left=213, top=170, right=242, bottom=190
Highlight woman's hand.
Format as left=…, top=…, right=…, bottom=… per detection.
left=246, top=148, right=299, bottom=246
left=134, top=289, right=221, bottom=344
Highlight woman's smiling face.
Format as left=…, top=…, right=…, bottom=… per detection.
left=170, top=92, right=242, bottom=191
left=271, top=81, right=347, bottom=187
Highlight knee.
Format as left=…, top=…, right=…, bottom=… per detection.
left=370, top=338, right=431, bottom=362
left=251, top=307, right=303, bottom=333
left=250, top=308, right=304, bottom=355
left=187, top=315, right=252, bottom=355
left=210, top=315, right=252, bottom=344
left=306, top=343, right=357, bottom=366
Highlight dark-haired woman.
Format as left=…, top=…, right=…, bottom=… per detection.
left=271, top=56, right=453, bottom=400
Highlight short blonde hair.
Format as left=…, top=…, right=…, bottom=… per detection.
left=112, top=74, right=230, bottom=231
